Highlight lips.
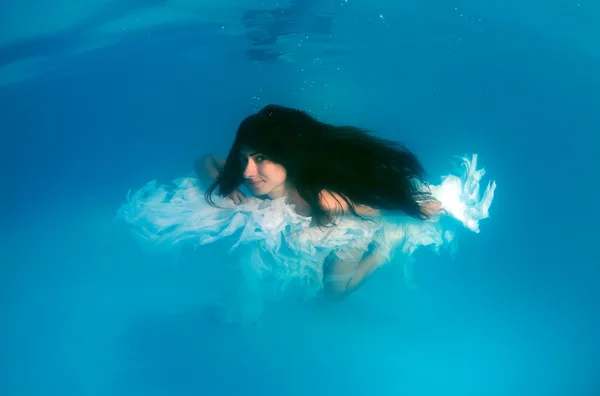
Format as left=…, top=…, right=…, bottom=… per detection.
left=248, top=180, right=264, bottom=187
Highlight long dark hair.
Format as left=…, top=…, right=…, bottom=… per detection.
left=205, top=104, right=433, bottom=227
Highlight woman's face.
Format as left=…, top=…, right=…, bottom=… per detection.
left=239, top=146, right=288, bottom=198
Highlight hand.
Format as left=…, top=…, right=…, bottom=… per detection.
left=420, top=200, right=443, bottom=217
left=228, top=189, right=247, bottom=205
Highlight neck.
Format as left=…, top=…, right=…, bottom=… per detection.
left=267, top=182, right=295, bottom=200
left=268, top=183, right=311, bottom=217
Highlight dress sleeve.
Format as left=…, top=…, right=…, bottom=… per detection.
left=428, top=154, right=497, bottom=233
left=376, top=154, right=497, bottom=277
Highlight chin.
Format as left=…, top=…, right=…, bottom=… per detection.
left=257, top=188, right=274, bottom=196
left=250, top=184, right=268, bottom=195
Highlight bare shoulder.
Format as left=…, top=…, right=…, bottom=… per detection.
left=318, top=190, right=380, bottom=217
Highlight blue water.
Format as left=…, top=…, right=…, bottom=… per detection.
left=1, top=1, right=598, bottom=395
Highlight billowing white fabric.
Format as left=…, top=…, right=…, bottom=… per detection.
left=116, top=154, right=496, bottom=322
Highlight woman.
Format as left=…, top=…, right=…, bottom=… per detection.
left=117, top=104, right=496, bottom=321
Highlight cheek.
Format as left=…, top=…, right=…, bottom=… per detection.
left=265, top=164, right=287, bottom=183
left=275, top=167, right=287, bottom=183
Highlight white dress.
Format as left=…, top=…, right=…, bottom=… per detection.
left=116, top=154, right=496, bottom=322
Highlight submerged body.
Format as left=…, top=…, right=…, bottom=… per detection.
left=116, top=105, right=496, bottom=322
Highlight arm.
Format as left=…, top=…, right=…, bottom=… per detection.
left=317, top=192, right=388, bottom=300
left=318, top=190, right=443, bottom=219
left=323, top=250, right=387, bottom=301
left=318, top=190, right=380, bottom=217
left=195, top=155, right=248, bottom=204
left=319, top=193, right=439, bottom=300
left=194, top=155, right=226, bottom=187
left=323, top=154, right=496, bottom=300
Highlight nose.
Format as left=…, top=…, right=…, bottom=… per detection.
left=243, top=158, right=257, bottom=179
